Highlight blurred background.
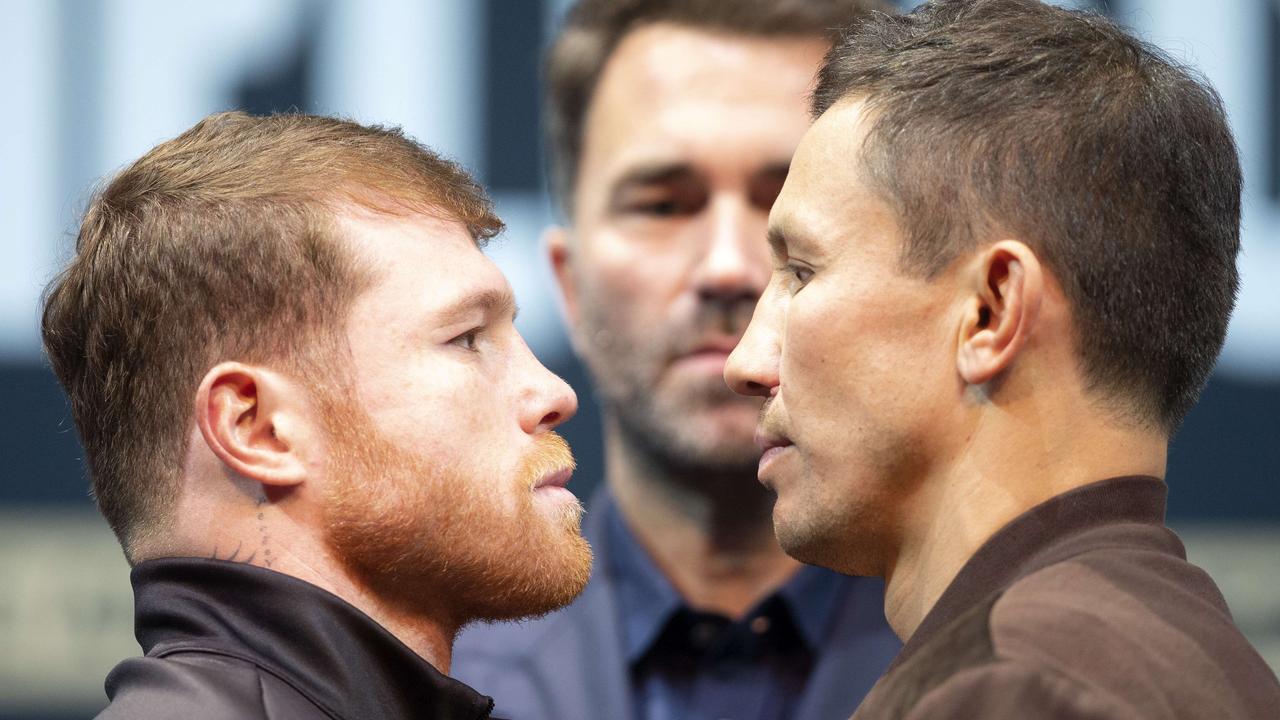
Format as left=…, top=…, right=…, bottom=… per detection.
left=0, top=0, right=1276, bottom=717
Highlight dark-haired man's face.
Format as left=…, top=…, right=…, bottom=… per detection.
left=726, top=101, right=961, bottom=575
left=553, top=24, right=828, bottom=476
left=319, top=211, right=592, bottom=622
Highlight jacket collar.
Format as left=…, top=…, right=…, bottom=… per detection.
left=893, top=475, right=1169, bottom=671
left=131, top=557, right=494, bottom=720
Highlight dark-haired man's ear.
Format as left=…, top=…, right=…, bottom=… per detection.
left=545, top=225, right=581, bottom=328
left=195, top=362, right=309, bottom=489
left=956, top=240, right=1044, bottom=387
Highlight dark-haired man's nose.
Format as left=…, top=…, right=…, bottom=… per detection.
left=725, top=291, right=781, bottom=398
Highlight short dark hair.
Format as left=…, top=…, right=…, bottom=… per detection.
left=546, top=0, right=894, bottom=212
left=41, top=111, right=502, bottom=559
left=813, top=0, right=1241, bottom=432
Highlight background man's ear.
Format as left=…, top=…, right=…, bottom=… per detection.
left=956, top=240, right=1044, bottom=387
left=545, top=225, right=580, bottom=328
left=195, top=362, right=310, bottom=489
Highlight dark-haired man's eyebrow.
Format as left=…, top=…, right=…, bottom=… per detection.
left=767, top=225, right=789, bottom=258
left=768, top=219, right=822, bottom=261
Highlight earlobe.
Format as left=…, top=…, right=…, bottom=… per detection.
left=544, top=225, right=580, bottom=327
left=195, top=363, right=309, bottom=489
left=956, top=241, right=1043, bottom=387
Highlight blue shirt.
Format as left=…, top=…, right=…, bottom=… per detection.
left=606, top=501, right=861, bottom=720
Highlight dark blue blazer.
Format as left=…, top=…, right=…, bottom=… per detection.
left=453, top=491, right=900, bottom=720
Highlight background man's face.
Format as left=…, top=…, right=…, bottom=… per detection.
left=561, top=24, right=828, bottom=474
left=727, top=102, right=960, bottom=575
left=320, top=210, right=591, bottom=622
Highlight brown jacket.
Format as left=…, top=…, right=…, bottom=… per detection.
left=854, top=477, right=1280, bottom=719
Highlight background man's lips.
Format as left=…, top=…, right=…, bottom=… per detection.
left=675, top=350, right=731, bottom=366
left=690, top=342, right=738, bottom=355
left=669, top=347, right=737, bottom=375
left=535, top=467, right=574, bottom=489
left=674, top=336, right=742, bottom=359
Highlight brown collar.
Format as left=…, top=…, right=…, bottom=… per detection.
left=891, top=475, right=1169, bottom=671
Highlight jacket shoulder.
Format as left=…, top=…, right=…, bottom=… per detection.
left=98, top=651, right=330, bottom=720
left=990, top=549, right=1280, bottom=719
left=897, top=658, right=1134, bottom=720
left=853, top=594, right=1137, bottom=720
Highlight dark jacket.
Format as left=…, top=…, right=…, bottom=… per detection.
left=453, top=490, right=900, bottom=720
left=98, top=558, right=498, bottom=720
left=853, top=476, right=1280, bottom=719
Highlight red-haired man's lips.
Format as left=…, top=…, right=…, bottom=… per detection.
left=534, top=467, right=574, bottom=490
left=533, top=466, right=579, bottom=507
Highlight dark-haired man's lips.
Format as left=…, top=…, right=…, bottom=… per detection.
left=754, top=430, right=794, bottom=478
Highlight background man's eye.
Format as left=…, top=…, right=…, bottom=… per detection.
left=621, top=185, right=708, bottom=218
left=638, top=199, right=681, bottom=216
left=790, top=265, right=814, bottom=284
left=627, top=196, right=696, bottom=218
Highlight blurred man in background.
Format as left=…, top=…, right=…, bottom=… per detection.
left=43, top=111, right=590, bottom=720
left=726, top=0, right=1280, bottom=717
left=453, top=2, right=900, bottom=719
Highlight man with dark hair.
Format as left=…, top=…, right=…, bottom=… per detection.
left=726, top=0, right=1280, bottom=717
left=452, top=2, right=900, bottom=719
left=43, top=111, right=591, bottom=719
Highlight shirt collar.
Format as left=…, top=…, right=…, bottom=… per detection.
left=603, top=494, right=849, bottom=663
left=130, top=557, right=495, bottom=720
left=605, top=499, right=683, bottom=662
left=777, top=561, right=847, bottom=650
left=893, top=475, right=1167, bottom=671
